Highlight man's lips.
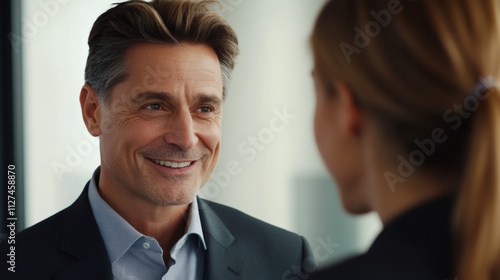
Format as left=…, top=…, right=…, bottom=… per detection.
left=147, top=158, right=195, bottom=169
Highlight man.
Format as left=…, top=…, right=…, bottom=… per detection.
left=0, top=0, right=315, bottom=279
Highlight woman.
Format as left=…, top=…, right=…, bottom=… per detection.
left=309, top=0, right=500, bottom=279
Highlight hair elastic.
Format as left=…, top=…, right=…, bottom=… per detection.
left=472, top=76, right=497, bottom=99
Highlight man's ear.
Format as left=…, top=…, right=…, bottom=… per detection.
left=335, top=80, right=363, bottom=136
left=80, top=84, right=102, bottom=137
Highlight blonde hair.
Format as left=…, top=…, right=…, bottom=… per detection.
left=312, top=0, right=500, bottom=278
left=85, top=0, right=239, bottom=101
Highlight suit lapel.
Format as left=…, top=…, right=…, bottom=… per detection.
left=198, top=198, right=245, bottom=280
left=54, top=184, right=113, bottom=280
left=51, top=187, right=245, bottom=280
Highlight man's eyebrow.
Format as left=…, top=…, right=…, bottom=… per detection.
left=132, top=91, right=222, bottom=105
left=131, top=92, right=171, bottom=103
left=194, top=93, right=223, bottom=106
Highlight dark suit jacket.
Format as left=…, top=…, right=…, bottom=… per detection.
left=310, top=196, right=454, bottom=280
left=1, top=183, right=314, bottom=280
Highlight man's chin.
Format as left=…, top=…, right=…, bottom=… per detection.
left=142, top=186, right=199, bottom=206
left=154, top=198, right=195, bottom=206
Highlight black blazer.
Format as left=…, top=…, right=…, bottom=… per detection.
left=1, top=183, right=314, bottom=280
left=310, top=196, right=454, bottom=280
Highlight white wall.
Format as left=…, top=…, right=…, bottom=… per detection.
left=22, top=0, right=381, bottom=267
left=22, top=0, right=114, bottom=226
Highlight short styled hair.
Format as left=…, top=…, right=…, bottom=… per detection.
left=84, top=0, right=239, bottom=101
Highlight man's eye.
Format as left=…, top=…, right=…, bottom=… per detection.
left=198, top=106, right=213, bottom=113
left=145, top=104, right=162, bottom=111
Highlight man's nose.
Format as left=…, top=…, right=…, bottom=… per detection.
left=163, top=109, right=198, bottom=150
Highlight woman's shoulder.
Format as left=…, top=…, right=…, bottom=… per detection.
left=310, top=197, right=455, bottom=280
left=310, top=250, right=453, bottom=280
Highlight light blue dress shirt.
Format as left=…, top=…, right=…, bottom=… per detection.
left=88, top=169, right=207, bottom=280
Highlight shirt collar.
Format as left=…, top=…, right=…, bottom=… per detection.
left=184, top=195, right=207, bottom=250
left=88, top=167, right=206, bottom=263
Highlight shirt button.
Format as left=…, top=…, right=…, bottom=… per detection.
left=143, top=242, right=150, bottom=249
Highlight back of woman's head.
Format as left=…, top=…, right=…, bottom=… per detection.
left=312, top=0, right=500, bottom=279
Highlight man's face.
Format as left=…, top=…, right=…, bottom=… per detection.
left=97, top=43, right=223, bottom=206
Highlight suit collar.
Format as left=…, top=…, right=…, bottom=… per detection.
left=198, top=198, right=245, bottom=279
left=55, top=183, right=113, bottom=280
left=50, top=184, right=244, bottom=280
left=198, top=198, right=234, bottom=247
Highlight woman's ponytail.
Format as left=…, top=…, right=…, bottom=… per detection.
left=454, top=84, right=500, bottom=279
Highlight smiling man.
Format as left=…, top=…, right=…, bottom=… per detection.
left=0, top=1, right=314, bottom=280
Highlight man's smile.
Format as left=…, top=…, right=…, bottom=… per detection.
left=148, top=158, right=194, bottom=169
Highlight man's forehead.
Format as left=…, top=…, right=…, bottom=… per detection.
left=131, top=64, right=221, bottom=82
left=123, top=44, right=222, bottom=83
left=125, top=43, right=221, bottom=71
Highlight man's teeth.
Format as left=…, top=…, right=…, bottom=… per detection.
left=152, top=159, right=192, bottom=168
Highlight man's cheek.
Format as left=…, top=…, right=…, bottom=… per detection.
left=206, top=123, right=222, bottom=147
left=207, top=136, right=221, bottom=156
left=100, top=118, right=114, bottom=134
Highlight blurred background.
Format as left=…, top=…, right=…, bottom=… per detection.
left=1, top=0, right=382, bottom=268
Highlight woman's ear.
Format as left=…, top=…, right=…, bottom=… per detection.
left=335, top=80, right=363, bottom=137
left=80, top=84, right=102, bottom=137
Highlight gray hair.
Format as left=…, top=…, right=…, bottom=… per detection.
left=84, top=0, right=239, bottom=102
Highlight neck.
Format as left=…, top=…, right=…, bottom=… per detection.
left=363, top=131, right=454, bottom=225
left=368, top=164, right=453, bottom=225
left=97, top=178, right=190, bottom=253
